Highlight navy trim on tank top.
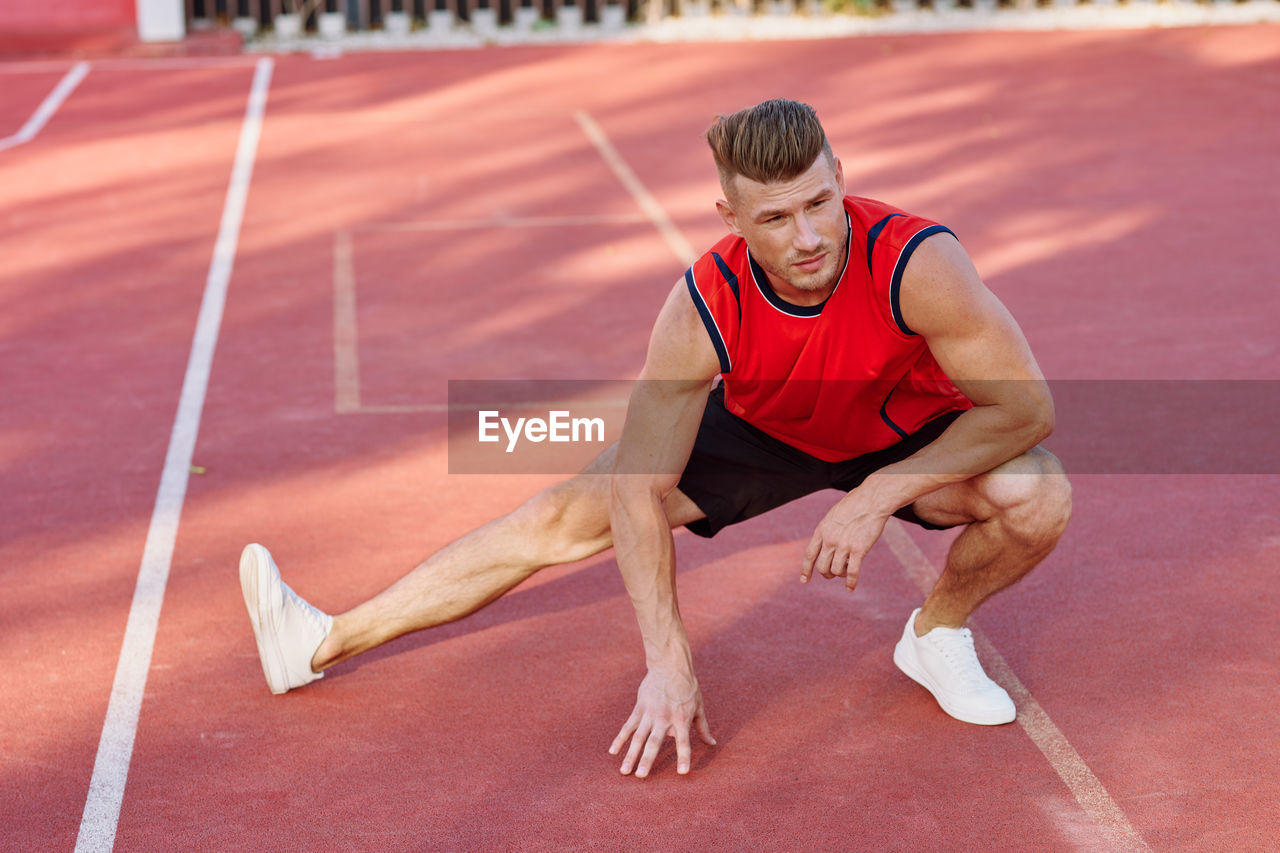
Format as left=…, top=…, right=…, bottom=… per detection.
left=685, top=267, right=733, bottom=374
left=879, top=392, right=910, bottom=441
left=711, top=253, right=740, bottom=302
left=889, top=225, right=955, bottom=336
left=865, top=213, right=903, bottom=274
left=711, top=252, right=742, bottom=326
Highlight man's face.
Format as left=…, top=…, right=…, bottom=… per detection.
left=717, top=153, right=848, bottom=299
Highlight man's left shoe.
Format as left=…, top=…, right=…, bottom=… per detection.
left=239, top=543, right=332, bottom=695
left=892, top=608, right=1016, bottom=725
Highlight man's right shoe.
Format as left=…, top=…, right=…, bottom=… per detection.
left=239, top=543, right=332, bottom=695
left=892, top=608, right=1016, bottom=725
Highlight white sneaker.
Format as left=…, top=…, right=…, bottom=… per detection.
left=239, top=543, right=332, bottom=695
left=893, top=608, right=1016, bottom=725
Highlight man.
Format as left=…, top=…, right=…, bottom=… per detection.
left=240, top=98, right=1070, bottom=780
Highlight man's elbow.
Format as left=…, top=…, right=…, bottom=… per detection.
left=1024, top=383, right=1055, bottom=445
left=609, top=472, right=679, bottom=515
left=609, top=475, right=644, bottom=515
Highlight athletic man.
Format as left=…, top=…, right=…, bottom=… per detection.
left=240, top=99, right=1071, bottom=780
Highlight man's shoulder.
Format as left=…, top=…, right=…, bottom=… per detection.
left=700, top=230, right=748, bottom=264
left=847, top=194, right=952, bottom=267
left=690, top=231, right=749, bottom=285
left=843, top=195, right=934, bottom=231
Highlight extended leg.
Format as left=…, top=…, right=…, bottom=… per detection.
left=311, top=445, right=705, bottom=670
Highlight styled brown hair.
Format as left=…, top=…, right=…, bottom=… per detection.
left=706, top=98, right=833, bottom=195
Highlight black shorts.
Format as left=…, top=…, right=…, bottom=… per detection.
left=677, top=385, right=963, bottom=538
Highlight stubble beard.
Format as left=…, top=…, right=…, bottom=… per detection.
left=767, top=236, right=847, bottom=294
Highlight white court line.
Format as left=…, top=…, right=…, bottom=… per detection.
left=881, top=520, right=1151, bottom=852
left=74, top=57, right=274, bottom=853
left=0, top=57, right=259, bottom=74
left=0, top=61, right=90, bottom=152
left=355, top=212, right=651, bottom=231
left=574, top=110, right=698, bottom=266
left=579, top=109, right=1149, bottom=851
left=337, top=113, right=695, bottom=414
left=333, top=230, right=362, bottom=414
left=332, top=211, right=653, bottom=414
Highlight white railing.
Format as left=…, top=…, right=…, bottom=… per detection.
left=184, top=0, right=1280, bottom=41
left=192, top=0, right=636, bottom=34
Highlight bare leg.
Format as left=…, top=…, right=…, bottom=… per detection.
left=312, top=445, right=705, bottom=670
left=908, top=447, right=1072, bottom=635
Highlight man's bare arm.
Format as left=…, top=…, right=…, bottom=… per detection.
left=802, top=232, right=1053, bottom=585
left=608, top=280, right=721, bottom=778
left=858, top=233, right=1052, bottom=504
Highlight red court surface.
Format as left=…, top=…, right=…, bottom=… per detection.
left=2, top=26, right=1278, bottom=851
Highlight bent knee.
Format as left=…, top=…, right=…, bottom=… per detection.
left=517, top=476, right=611, bottom=562
left=982, top=448, right=1072, bottom=545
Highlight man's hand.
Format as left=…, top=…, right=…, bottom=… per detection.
left=609, top=666, right=716, bottom=778
left=800, top=494, right=891, bottom=590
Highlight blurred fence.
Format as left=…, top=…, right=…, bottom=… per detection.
left=184, top=0, right=1276, bottom=42
left=188, top=0, right=1259, bottom=38
left=192, top=0, right=638, bottom=33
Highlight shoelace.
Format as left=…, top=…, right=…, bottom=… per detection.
left=284, top=583, right=328, bottom=633
left=927, top=628, right=989, bottom=687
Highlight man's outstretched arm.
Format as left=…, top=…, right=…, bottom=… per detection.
left=608, top=280, right=721, bottom=778
left=801, top=231, right=1054, bottom=586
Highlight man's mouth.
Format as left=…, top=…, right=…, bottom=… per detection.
left=793, top=252, right=827, bottom=273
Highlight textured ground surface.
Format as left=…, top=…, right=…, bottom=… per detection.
left=1, top=27, right=1277, bottom=850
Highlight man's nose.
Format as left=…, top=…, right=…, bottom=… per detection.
left=794, top=215, right=821, bottom=253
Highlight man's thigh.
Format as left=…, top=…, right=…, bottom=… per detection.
left=909, top=445, right=1065, bottom=528
left=675, top=386, right=831, bottom=538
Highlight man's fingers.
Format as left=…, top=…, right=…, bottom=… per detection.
left=620, top=721, right=651, bottom=775
left=608, top=709, right=641, bottom=755
left=694, top=707, right=717, bottom=746
left=674, top=722, right=692, bottom=775
left=608, top=731, right=626, bottom=756
left=845, top=555, right=862, bottom=590
left=800, top=535, right=821, bottom=582
left=634, top=727, right=666, bottom=779
left=815, top=544, right=837, bottom=579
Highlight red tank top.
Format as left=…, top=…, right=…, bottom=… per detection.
left=684, top=195, right=971, bottom=462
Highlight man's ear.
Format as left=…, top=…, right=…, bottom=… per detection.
left=833, top=156, right=846, bottom=197
left=716, top=198, right=741, bottom=237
